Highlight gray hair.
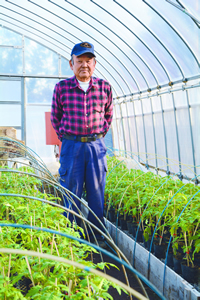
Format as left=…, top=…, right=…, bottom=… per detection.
left=70, top=54, right=96, bottom=65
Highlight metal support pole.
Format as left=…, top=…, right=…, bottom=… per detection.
left=132, top=101, right=140, bottom=162
left=113, top=105, right=120, bottom=156
left=58, top=54, right=61, bottom=77
left=140, top=100, right=148, bottom=168
left=21, top=34, right=26, bottom=143
left=185, top=89, right=197, bottom=182
left=22, top=35, right=25, bottom=75
left=160, top=95, right=170, bottom=175
left=171, top=93, right=182, bottom=179
left=119, top=103, right=126, bottom=157
left=150, top=97, right=158, bottom=172
left=21, top=77, right=26, bottom=144
left=124, top=101, right=133, bottom=157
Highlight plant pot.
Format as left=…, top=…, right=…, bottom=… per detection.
left=147, top=238, right=154, bottom=253
left=126, top=214, right=132, bottom=221
left=103, top=207, right=107, bottom=217
left=119, top=217, right=128, bottom=231
left=132, top=223, right=139, bottom=237
left=14, top=276, right=32, bottom=296
left=142, top=235, right=148, bottom=249
left=127, top=220, right=134, bottom=234
left=165, top=250, right=174, bottom=268
left=142, top=233, right=153, bottom=251
left=154, top=242, right=167, bottom=259
left=163, top=230, right=171, bottom=243
left=163, top=235, right=173, bottom=251
left=173, top=240, right=185, bottom=256
left=134, top=228, right=144, bottom=243
left=173, top=254, right=183, bottom=274
left=181, top=262, right=199, bottom=284
left=194, top=253, right=200, bottom=267
left=108, top=208, right=116, bottom=223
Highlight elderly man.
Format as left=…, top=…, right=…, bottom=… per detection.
left=51, top=42, right=113, bottom=247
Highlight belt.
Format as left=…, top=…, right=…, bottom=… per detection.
left=63, top=133, right=103, bottom=142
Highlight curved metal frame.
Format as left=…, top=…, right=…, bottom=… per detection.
left=4, top=0, right=130, bottom=93
left=143, top=0, right=200, bottom=72
left=46, top=0, right=135, bottom=93
left=90, top=0, right=173, bottom=81
left=113, top=0, right=183, bottom=81
left=1, top=0, right=200, bottom=181
left=1, top=0, right=199, bottom=94
left=0, top=28, right=122, bottom=99
left=0, top=5, right=126, bottom=95
left=0, top=36, right=120, bottom=97
left=64, top=0, right=157, bottom=88
left=0, top=12, right=71, bottom=52
left=167, top=0, right=200, bottom=27
left=111, top=0, right=185, bottom=78
left=4, top=0, right=164, bottom=92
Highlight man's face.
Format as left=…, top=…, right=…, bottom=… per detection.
left=69, top=54, right=96, bottom=82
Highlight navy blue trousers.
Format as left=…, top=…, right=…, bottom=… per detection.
left=59, top=137, right=107, bottom=239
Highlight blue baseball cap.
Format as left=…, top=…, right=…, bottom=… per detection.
left=71, top=42, right=96, bottom=57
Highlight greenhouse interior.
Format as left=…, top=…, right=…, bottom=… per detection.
left=0, top=0, right=200, bottom=299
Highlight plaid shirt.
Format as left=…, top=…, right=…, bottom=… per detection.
left=51, top=76, right=113, bottom=140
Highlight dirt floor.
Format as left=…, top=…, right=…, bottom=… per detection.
left=90, top=247, right=162, bottom=300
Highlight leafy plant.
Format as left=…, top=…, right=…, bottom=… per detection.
left=105, top=156, right=200, bottom=267
left=0, top=166, right=125, bottom=299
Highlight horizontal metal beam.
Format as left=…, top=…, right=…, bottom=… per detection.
left=113, top=75, right=200, bottom=101
left=113, top=102, right=200, bottom=118
left=0, top=45, right=22, bottom=48
left=1, top=74, right=199, bottom=104
left=114, top=84, right=200, bottom=104
left=0, top=101, right=21, bottom=104
left=0, top=73, right=69, bottom=79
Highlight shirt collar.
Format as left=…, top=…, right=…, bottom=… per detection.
left=69, top=76, right=98, bottom=89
